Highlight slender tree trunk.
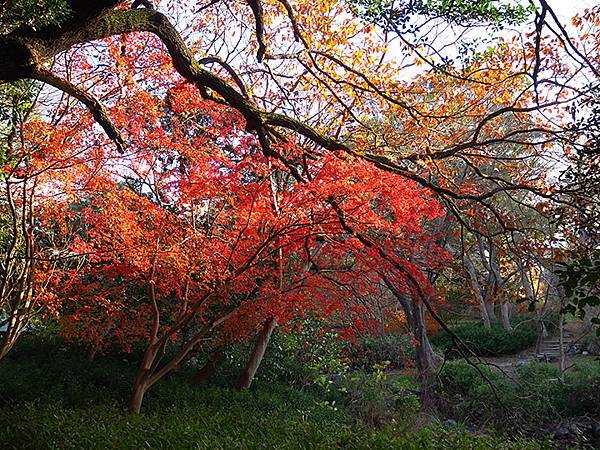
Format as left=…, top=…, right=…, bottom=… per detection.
left=87, top=348, right=98, bottom=362
left=484, top=298, right=497, bottom=323
left=236, top=316, right=277, bottom=390
left=0, top=326, right=18, bottom=361
left=413, top=302, right=436, bottom=374
left=0, top=303, right=30, bottom=360
left=535, top=320, right=543, bottom=354
left=410, top=302, right=438, bottom=413
left=479, top=302, right=492, bottom=329
left=464, top=252, right=494, bottom=328
left=559, top=313, right=565, bottom=380
left=129, top=378, right=149, bottom=414
left=129, top=337, right=159, bottom=414
left=0, top=336, right=17, bottom=360
left=535, top=317, right=549, bottom=354
left=500, top=303, right=512, bottom=331
left=128, top=343, right=157, bottom=413
left=382, top=275, right=438, bottom=377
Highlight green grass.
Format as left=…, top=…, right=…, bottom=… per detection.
left=0, top=337, right=546, bottom=449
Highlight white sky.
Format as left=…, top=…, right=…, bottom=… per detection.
left=547, top=0, right=598, bottom=19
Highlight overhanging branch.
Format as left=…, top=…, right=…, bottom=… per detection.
left=31, top=67, right=125, bottom=153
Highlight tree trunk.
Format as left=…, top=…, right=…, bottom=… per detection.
left=484, top=298, right=497, bottom=323
left=382, top=275, right=438, bottom=376
left=128, top=339, right=159, bottom=413
left=413, top=302, right=436, bottom=375
left=535, top=315, right=548, bottom=354
left=0, top=336, right=17, bottom=361
left=559, top=313, right=565, bottom=380
left=479, top=301, right=492, bottom=329
left=0, top=313, right=28, bottom=361
left=236, top=317, right=277, bottom=390
left=0, top=270, right=35, bottom=361
left=412, top=302, right=438, bottom=412
left=500, top=303, right=512, bottom=331
left=464, top=252, right=494, bottom=328
left=535, top=320, right=543, bottom=354
left=128, top=378, right=148, bottom=414
left=87, top=348, right=98, bottom=362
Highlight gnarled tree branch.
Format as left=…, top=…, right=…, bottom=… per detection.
left=31, top=67, right=125, bottom=153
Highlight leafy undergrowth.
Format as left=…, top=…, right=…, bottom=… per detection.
left=430, top=318, right=537, bottom=357
left=0, top=338, right=546, bottom=449
left=437, top=359, right=600, bottom=433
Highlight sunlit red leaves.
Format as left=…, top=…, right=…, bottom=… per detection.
left=41, top=88, right=444, bottom=350
left=24, top=26, right=450, bottom=352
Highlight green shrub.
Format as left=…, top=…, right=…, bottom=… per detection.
left=0, top=337, right=544, bottom=449
left=564, top=359, right=600, bottom=416
left=437, top=358, right=600, bottom=429
left=336, top=364, right=420, bottom=429
left=516, top=362, right=568, bottom=421
left=345, top=334, right=413, bottom=371
left=430, top=318, right=537, bottom=357
left=436, top=360, right=514, bottom=424
left=516, top=360, right=600, bottom=420
left=215, top=322, right=349, bottom=387
left=438, top=360, right=566, bottom=426
left=261, top=325, right=348, bottom=384
left=437, top=360, right=500, bottom=396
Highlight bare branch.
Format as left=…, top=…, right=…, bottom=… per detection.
left=31, top=67, right=125, bottom=153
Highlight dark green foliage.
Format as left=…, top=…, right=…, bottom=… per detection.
left=437, top=360, right=509, bottom=398
left=0, top=335, right=137, bottom=406
left=559, top=250, right=600, bottom=334
left=259, top=325, right=349, bottom=384
left=345, top=334, right=413, bottom=372
left=436, top=360, right=514, bottom=424
left=350, top=0, right=532, bottom=28
left=0, top=0, right=71, bottom=35
left=564, top=360, right=600, bottom=417
left=512, top=362, right=598, bottom=427
left=516, top=363, right=568, bottom=421
left=0, top=336, right=545, bottom=449
left=336, top=369, right=420, bottom=429
left=430, top=319, right=537, bottom=357
left=0, top=79, right=42, bottom=168
left=437, top=359, right=600, bottom=428
left=215, top=324, right=349, bottom=387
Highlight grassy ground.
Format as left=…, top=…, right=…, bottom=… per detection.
left=0, top=338, right=547, bottom=449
